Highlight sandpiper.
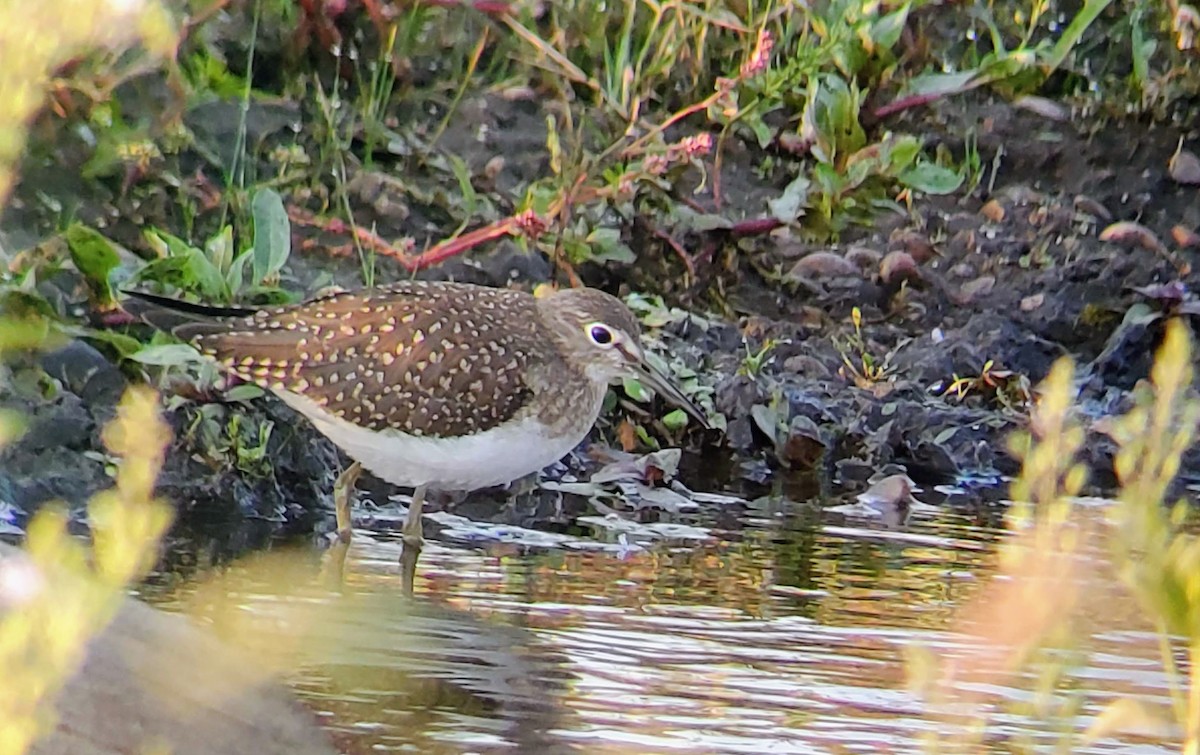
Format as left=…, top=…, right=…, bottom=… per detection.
left=126, top=280, right=709, bottom=559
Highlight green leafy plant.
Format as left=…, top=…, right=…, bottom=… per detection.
left=832, top=307, right=893, bottom=387
left=939, top=359, right=1032, bottom=411
left=133, top=187, right=294, bottom=305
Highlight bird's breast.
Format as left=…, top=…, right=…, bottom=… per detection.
left=274, top=389, right=599, bottom=491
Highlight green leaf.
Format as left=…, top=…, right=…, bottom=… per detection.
left=900, top=163, right=963, bottom=195
left=805, top=74, right=866, bottom=163
left=251, top=188, right=291, bottom=285
left=1043, top=0, right=1113, bottom=75
left=673, top=206, right=734, bottom=232
left=144, top=228, right=197, bottom=258
left=0, top=316, right=54, bottom=352
left=933, top=427, right=958, bottom=445
left=446, top=154, right=478, bottom=216
left=751, top=403, right=781, bottom=440
left=206, top=225, right=235, bottom=276
left=65, top=224, right=122, bottom=305
left=586, top=227, right=636, bottom=265
left=747, top=117, right=774, bottom=149
left=869, top=3, right=910, bottom=50
left=973, top=48, right=1037, bottom=85
left=634, top=422, right=659, bottom=450
left=129, top=343, right=207, bottom=367
left=767, top=175, right=811, bottom=223
left=76, top=327, right=143, bottom=358
left=0, top=409, right=27, bottom=446
left=882, top=134, right=922, bottom=174
left=545, top=115, right=563, bottom=176
left=622, top=377, right=650, bottom=402
left=662, top=408, right=689, bottom=431
left=136, top=250, right=229, bottom=302
left=226, top=251, right=251, bottom=297
left=902, top=70, right=979, bottom=98
left=225, top=383, right=266, bottom=402
left=1129, top=5, right=1156, bottom=90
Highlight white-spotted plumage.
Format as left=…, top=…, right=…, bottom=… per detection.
left=125, top=281, right=709, bottom=550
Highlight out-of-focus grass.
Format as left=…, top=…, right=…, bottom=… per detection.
left=0, top=1, right=178, bottom=752
left=0, top=386, right=174, bottom=755
left=0, top=0, right=177, bottom=205
left=909, top=318, right=1200, bottom=751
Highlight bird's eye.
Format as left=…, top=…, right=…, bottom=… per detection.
left=587, top=323, right=616, bottom=347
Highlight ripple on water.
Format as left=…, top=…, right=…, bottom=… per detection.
left=140, top=497, right=1180, bottom=754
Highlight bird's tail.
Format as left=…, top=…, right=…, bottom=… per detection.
left=122, top=290, right=255, bottom=340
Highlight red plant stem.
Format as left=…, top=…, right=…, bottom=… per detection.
left=649, top=225, right=697, bottom=278
left=873, top=91, right=945, bottom=119
left=729, top=217, right=783, bottom=236
left=287, top=208, right=527, bottom=272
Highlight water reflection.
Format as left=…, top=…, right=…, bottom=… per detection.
left=141, top=494, right=1179, bottom=754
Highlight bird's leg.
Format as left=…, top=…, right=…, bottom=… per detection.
left=332, top=461, right=362, bottom=544
left=398, top=541, right=419, bottom=597
left=398, top=484, right=427, bottom=597
left=506, top=471, right=540, bottom=499
left=402, top=484, right=427, bottom=549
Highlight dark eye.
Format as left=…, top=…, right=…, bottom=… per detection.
left=588, top=324, right=615, bottom=346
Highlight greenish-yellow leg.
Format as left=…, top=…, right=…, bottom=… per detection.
left=333, top=461, right=362, bottom=544
left=401, top=484, right=427, bottom=548
left=398, top=484, right=427, bottom=597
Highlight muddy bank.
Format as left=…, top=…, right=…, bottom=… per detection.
left=2, top=83, right=1199, bottom=555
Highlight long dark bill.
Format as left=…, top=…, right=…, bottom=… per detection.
left=630, top=359, right=711, bottom=430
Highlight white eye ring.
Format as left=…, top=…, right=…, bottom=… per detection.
left=585, top=322, right=617, bottom=348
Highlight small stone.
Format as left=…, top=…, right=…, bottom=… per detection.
left=949, top=262, right=976, bottom=279
left=1012, top=95, right=1070, bottom=122
left=1020, top=293, right=1045, bottom=311
left=879, top=251, right=920, bottom=285
left=778, top=415, right=827, bottom=470
left=1169, top=148, right=1200, bottom=185
left=782, top=354, right=833, bottom=379
left=960, top=275, right=996, bottom=301
left=980, top=199, right=1006, bottom=222
left=483, top=156, right=505, bottom=181
left=1172, top=225, right=1200, bottom=249
left=889, top=229, right=936, bottom=263
left=1099, top=221, right=1165, bottom=252
left=844, top=245, right=882, bottom=270
left=787, top=251, right=860, bottom=279
left=996, top=184, right=1044, bottom=205
left=777, top=131, right=811, bottom=156
left=857, top=473, right=921, bottom=509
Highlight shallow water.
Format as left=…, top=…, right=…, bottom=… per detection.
left=140, top=488, right=1181, bottom=754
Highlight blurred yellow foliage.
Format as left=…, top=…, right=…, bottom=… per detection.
left=0, top=2, right=178, bottom=749
left=0, top=0, right=178, bottom=203
left=0, top=386, right=173, bottom=754
left=911, top=318, right=1200, bottom=752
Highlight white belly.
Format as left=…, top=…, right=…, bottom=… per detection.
left=275, top=391, right=592, bottom=491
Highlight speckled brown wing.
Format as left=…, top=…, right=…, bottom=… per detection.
left=190, top=281, right=545, bottom=438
